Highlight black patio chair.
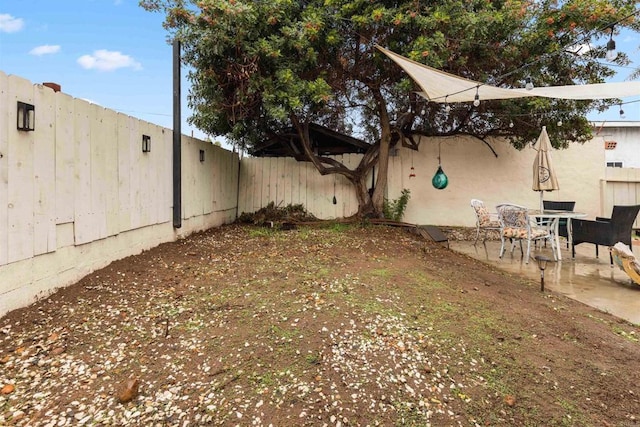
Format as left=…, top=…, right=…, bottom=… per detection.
left=571, top=205, right=640, bottom=265
left=543, top=200, right=576, bottom=248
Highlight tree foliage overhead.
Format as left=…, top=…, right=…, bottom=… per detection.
left=141, top=0, right=639, bottom=216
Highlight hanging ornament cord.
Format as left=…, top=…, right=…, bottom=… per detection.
left=409, top=150, right=416, bottom=178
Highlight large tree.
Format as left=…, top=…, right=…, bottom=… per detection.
left=141, top=0, right=639, bottom=217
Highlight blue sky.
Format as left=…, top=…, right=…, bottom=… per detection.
left=0, top=0, right=210, bottom=140
left=589, top=25, right=640, bottom=122
left=0, top=0, right=638, bottom=144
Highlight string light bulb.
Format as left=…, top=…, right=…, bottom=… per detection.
left=525, top=77, right=534, bottom=91
left=606, top=29, right=618, bottom=61
left=619, top=104, right=625, bottom=119
left=444, top=96, right=451, bottom=113
left=557, top=120, right=563, bottom=127
left=509, top=121, right=514, bottom=128
left=473, top=87, right=480, bottom=107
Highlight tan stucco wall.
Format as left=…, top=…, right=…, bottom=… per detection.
left=387, top=136, right=604, bottom=227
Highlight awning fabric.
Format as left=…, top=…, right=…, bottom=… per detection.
left=376, top=45, right=640, bottom=104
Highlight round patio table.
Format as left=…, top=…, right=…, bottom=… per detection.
left=529, top=210, right=587, bottom=261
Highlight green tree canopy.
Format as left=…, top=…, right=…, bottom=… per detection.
left=141, top=0, right=639, bottom=217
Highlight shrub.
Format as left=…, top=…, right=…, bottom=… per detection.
left=383, top=189, right=411, bottom=221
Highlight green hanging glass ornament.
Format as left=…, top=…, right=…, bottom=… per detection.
left=432, top=165, right=448, bottom=190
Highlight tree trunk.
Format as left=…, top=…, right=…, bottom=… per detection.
left=353, top=173, right=374, bottom=217
left=291, top=115, right=380, bottom=218
left=371, top=133, right=391, bottom=218
left=370, top=88, right=393, bottom=218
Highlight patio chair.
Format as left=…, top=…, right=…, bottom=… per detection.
left=470, top=199, right=501, bottom=245
left=571, top=205, right=640, bottom=265
left=610, top=242, right=640, bottom=286
left=496, top=203, right=557, bottom=263
left=542, top=200, right=576, bottom=248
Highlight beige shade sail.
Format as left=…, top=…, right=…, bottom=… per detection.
left=533, top=126, right=559, bottom=211
left=376, top=45, right=640, bottom=103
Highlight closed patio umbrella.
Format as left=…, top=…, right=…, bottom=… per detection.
left=532, top=126, right=559, bottom=211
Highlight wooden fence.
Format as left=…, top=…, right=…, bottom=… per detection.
left=1, top=72, right=239, bottom=317
left=603, top=167, right=640, bottom=228
left=238, top=154, right=365, bottom=219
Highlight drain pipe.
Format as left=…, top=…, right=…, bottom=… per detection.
left=172, top=39, right=182, bottom=228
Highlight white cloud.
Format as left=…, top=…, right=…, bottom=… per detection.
left=77, top=49, right=142, bottom=72
left=0, top=14, right=24, bottom=33
left=29, top=45, right=61, bottom=56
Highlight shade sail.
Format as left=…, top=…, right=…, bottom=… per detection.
left=533, top=126, right=559, bottom=211
left=376, top=45, right=640, bottom=103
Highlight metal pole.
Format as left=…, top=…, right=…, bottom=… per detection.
left=172, top=39, right=182, bottom=229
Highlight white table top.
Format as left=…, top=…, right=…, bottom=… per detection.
left=529, top=210, right=587, bottom=218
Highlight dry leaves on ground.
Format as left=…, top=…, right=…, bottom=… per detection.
left=1, top=223, right=639, bottom=426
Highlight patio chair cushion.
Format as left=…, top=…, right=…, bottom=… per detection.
left=471, top=199, right=501, bottom=245
left=503, top=226, right=549, bottom=240
left=476, top=206, right=501, bottom=227
left=496, top=203, right=556, bottom=263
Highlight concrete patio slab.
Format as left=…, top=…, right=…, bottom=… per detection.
left=450, top=239, right=640, bottom=325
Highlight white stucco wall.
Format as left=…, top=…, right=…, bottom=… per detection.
left=387, top=135, right=604, bottom=227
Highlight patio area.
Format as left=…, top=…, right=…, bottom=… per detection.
left=450, top=238, right=640, bottom=325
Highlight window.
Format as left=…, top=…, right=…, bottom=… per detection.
left=606, top=162, right=623, bottom=168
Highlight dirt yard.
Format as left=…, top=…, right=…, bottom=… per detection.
left=1, top=223, right=639, bottom=426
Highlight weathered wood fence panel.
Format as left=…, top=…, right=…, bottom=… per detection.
left=237, top=154, right=361, bottom=219
left=7, top=75, right=35, bottom=263
left=0, top=72, right=8, bottom=265
left=604, top=168, right=640, bottom=228
left=73, top=98, right=93, bottom=244
left=55, top=92, right=76, bottom=225
left=33, top=83, right=57, bottom=256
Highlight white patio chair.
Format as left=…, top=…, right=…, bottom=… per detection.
left=496, top=203, right=557, bottom=263
left=470, top=199, right=501, bottom=245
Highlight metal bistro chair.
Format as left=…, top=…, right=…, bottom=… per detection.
left=470, top=199, right=501, bottom=245
left=496, top=203, right=557, bottom=263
